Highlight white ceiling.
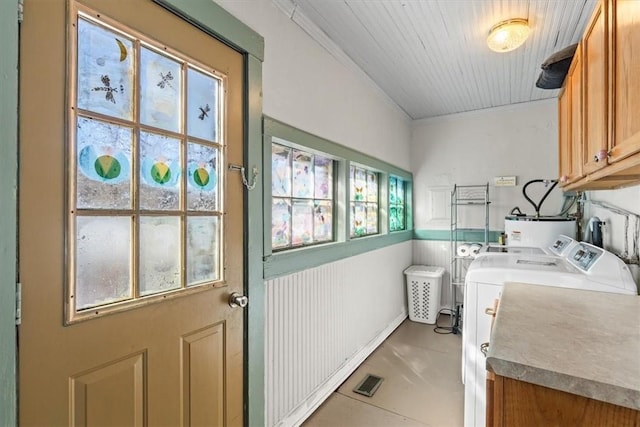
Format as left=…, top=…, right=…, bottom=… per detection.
left=273, top=0, right=597, bottom=120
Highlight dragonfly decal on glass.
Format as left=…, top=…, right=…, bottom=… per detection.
left=198, top=104, right=210, bottom=120
left=92, top=74, right=123, bottom=104
left=157, top=71, right=174, bottom=89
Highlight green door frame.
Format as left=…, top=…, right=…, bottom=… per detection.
left=0, top=0, right=18, bottom=425
left=2, top=0, right=265, bottom=425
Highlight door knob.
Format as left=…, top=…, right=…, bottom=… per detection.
left=228, top=292, right=248, bottom=308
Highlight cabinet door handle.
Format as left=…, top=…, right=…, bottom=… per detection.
left=485, top=307, right=496, bottom=316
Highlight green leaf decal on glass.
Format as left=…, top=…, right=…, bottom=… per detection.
left=194, top=168, right=210, bottom=187
left=151, top=162, right=171, bottom=184
left=94, top=155, right=121, bottom=180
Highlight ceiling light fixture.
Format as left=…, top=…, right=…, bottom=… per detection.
left=487, top=18, right=530, bottom=53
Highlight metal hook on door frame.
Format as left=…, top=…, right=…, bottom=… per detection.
left=228, top=164, right=258, bottom=190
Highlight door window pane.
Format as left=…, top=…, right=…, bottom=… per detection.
left=140, top=46, right=182, bottom=132
left=187, top=67, right=219, bottom=142
left=139, top=216, right=181, bottom=296
left=186, top=216, right=219, bottom=285
left=75, top=216, right=132, bottom=310
left=140, top=131, right=181, bottom=211
left=76, top=117, right=132, bottom=210
left=187, top=142, right=219, bottom=211
left=77, top=18, right=134, bottom=120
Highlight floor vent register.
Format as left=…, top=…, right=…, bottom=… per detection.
left=352, top=374, right=384, bottom=397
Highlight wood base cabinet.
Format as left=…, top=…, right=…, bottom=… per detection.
left=487, top=374, right=640, bottom=427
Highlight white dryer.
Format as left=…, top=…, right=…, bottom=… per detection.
left=462, top=241, right=637, bottom=427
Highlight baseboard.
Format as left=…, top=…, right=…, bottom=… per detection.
left=275, top=310, right=408, bottom=427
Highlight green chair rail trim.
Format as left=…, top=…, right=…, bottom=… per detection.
left=264, top=230, right=413, bottom=279
left=414, top=229, right=501, bottom=243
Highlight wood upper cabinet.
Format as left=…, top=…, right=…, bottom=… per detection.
left=582, top=0, right=609, bottom=175
left=558, top=45, right=583, bottom=186
left=560, top=0, right=640, bottom=190
left=609, top=0, right=640, bottom=163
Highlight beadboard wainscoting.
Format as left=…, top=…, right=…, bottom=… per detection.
left=412, top=240, right=453, bottom=310
left=265, top=241, right=412, bottom=426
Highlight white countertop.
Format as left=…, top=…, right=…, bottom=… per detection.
left=486, top=282, right=640, bottom=411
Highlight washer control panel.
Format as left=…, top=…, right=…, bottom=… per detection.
left=549, top=235, right=577, bottom=256
left=567, top=243, right=604, bottom=272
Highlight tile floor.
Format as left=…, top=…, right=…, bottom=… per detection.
left=303, top=317, right=464, bottom=427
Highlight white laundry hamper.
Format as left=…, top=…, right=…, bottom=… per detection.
left=403, top=265, right=445, bottom=324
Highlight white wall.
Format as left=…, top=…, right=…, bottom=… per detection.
left=212, top=2, right=414, bottom=425
left=584, top=185, right=640, bottom=285
left=215, top=0, right=412, bottom=171
left=411, top=99, right=564, bottom=232
left=411, top=99, right=567, bottom=308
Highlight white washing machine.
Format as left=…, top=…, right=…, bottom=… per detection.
left=462, top=241, right=637, bottom=427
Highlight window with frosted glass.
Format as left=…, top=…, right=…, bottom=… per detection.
left=350, top=165, right=378, bottom=237
left=271, top=143, right=334, bottom=250
left=70, top=11, right=225, bottom=320
left=389, top=176, right=406, bottom=232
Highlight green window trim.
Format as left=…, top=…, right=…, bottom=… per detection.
left=263, top=116, right=413, bottom=280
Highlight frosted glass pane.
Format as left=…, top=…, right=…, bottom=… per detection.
left=140, top=47, right=181, bottom=132
left=398, top=206, right=405, bottom=230
left=272, top=198, right=291, bottom=249
left=397, top=179, right=405, bottom=205
left=272, top=144, right=291, bottom=197
left=75, top=216, right=131, bottom=310
left=390, top=206, right=399, bottom=232
left=77, top=18, right=133, bottom=120
left=353, top=167, right=366, bottom=201
left=367, top=203, right=378, bottom=234
left=291, top=200, right=313, bottom=246
left=186, top=216, right=219, bottom=285
left=389, top=177, right=397, bottom=205
left=139, top=216, right=181, bottom=296
left=367, top=172, right=378, bottom=203
left=351, top=202, right=366, bottom=237
left=187, top=143, right=219, bottom=211
left=292, top=150, right=313, bottom=198
left=314, top=201, right=332, bottom=242
left=187, top=67, right=219, bottom=142
left=140, top=131, right=181, bottom=210
left=76, top=117, right=132, bottom=209
left=314, top=156, right=333, bottom=199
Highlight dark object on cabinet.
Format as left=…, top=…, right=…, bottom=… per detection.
left=535, top=43, right=578, bottom=89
